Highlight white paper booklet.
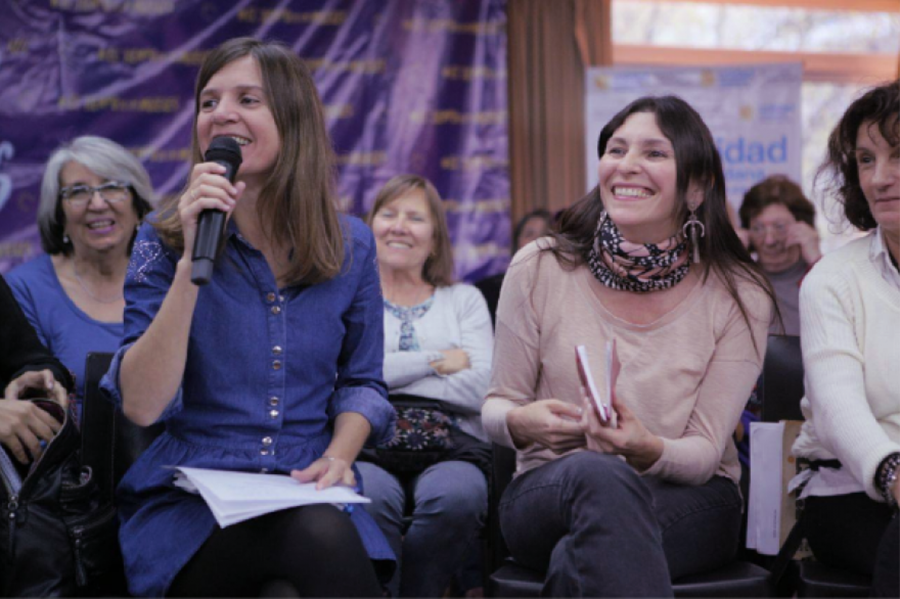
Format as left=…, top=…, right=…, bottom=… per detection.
left=575, top=340, right=620, bottom=428
left=172, top=466, right=371, bottom=528
left=746, top=422, right=784, bottom=555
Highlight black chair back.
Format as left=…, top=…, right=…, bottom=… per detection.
left=81, top=352, right=164, bottom=501
left=757, top=335, right=870, bottom=597
left=758, top=335, right=804, bottom=423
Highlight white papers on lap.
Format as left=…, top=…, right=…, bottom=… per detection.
left=171, top=466, right=371, bottom=528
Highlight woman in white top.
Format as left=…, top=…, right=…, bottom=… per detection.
left=792, top=80, right=899, bottom=597
left=357, top=175, right=493, bottom=597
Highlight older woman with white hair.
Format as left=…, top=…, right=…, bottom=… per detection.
left=7, top=136, right=154, bottom=414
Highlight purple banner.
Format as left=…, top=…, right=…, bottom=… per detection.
left=0, top=0, right=510, bottom=281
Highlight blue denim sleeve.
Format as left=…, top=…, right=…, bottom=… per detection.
left=99, top=220, right=183, bottom=421
left=329, top=221, right=394, bottom=446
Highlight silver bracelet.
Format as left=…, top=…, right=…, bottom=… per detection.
left=885, top=467, right=899, bottom=508
left=876, top=452, right=900, bottom=508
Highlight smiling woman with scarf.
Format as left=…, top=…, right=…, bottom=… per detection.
left=482, top=95, right=776, bottom=597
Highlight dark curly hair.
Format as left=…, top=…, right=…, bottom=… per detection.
left=817, top=80, right=899, bottom=231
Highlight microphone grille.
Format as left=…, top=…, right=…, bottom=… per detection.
left=205, top=136, right=243, bottom=165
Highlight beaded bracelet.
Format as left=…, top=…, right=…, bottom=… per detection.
left=875, top=452, right=900, bottom=508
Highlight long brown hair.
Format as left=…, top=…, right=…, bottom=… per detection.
left=155, top=37, right=343, bottom=285
left=549, top=95, right=777, bottom=352
left=367, top=174, right=455, bottom=287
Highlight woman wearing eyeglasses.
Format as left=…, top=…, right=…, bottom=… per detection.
left=738, top=175, right=821, bottom=335
left=7, top=136, right=155, bottom=415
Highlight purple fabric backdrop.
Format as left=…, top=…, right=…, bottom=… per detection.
left=0, top=0, right=510, bottom=281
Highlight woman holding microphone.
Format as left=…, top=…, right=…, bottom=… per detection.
left=101, top=38, right=394, bottom=597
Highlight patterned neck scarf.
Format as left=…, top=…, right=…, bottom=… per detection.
left=384, top=295, right=434, bottom=351
left=585, top=211, right=690, bottom=293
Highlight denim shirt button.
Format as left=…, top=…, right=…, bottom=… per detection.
left=262, top=436, right=273, bottom=446
left=269, top=396, right=279, bottom=406
left=269, top=409, right=279, bottom=419
left=272, top=360, right=282, bottom=370
left=266, top=292, right=276, bottom=303
left=260, top=449, right=270, bottom=456
left=271, top=305, right=282, bottom=315
left=272, top=345, right=283, bottom=356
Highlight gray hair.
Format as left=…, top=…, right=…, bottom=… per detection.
left=38, top=135, right=156, bottom=255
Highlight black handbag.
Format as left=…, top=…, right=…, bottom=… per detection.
left=374, top=396, right=457, bottom=473
left=359, top=394, right=492, bottom=477
left=0, top=398, right=122, bottom=597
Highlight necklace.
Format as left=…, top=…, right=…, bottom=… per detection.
left=71, top=263, right=124, bottom=304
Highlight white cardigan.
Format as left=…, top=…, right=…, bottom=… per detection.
left=383, top=284, right=493, bottom=442
left=792, top=231, right=900, bottom=502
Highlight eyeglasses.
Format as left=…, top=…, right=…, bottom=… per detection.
left=60, top=181, right=130, bottom=207
left=749, top=221, right=790, bottom=237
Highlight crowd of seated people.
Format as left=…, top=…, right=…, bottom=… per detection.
left=0, top=35, right=896, bottom=597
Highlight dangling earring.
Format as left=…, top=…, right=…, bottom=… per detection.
left=682, top=205, right=705, bottom=264
left=63, top=233, right=70, bottom=245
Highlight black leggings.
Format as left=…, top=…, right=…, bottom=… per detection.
left=168, top=504, right=382, bottom=597
left=804, top=493, right=899, bottom=597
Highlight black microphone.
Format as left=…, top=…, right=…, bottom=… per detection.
left=191, top=137, right=242, bottom=286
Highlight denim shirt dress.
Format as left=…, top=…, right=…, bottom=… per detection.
left=100, top=215, right=396, bottom=597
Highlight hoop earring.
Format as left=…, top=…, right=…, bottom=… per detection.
left=682, top=206, right=705, bottom=264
